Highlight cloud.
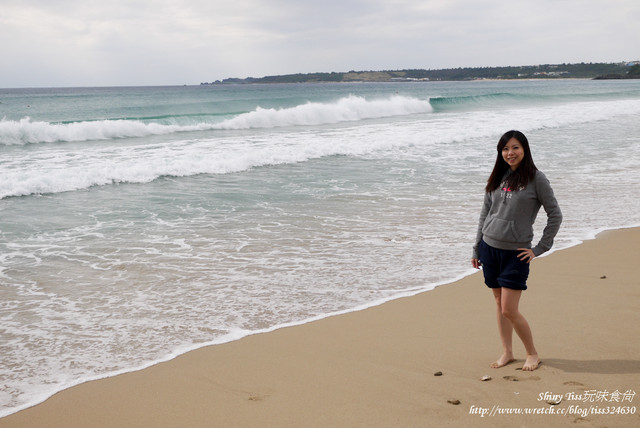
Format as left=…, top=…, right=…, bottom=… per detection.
left=1, top=0, right=638, bottom=87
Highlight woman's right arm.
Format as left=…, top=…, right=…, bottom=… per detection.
left=471, top=191, right=492, bottom=265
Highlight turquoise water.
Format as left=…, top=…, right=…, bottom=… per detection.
left=1, top=80, right=640, bottom=416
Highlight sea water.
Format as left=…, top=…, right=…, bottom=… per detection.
left=1, top=80, right=639, bottom=416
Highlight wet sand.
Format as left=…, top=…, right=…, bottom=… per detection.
left=2, top=228, right=639, bottom=427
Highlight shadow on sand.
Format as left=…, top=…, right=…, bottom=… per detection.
left=542, top=359, right=640, bottom=375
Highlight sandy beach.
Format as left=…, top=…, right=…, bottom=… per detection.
left=2, top=227, right=638, bottom=427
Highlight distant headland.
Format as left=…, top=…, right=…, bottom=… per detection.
left=201, top=61, right=640, bottom=85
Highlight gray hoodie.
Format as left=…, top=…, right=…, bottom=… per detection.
left=473, top=170, right=562, bottom=259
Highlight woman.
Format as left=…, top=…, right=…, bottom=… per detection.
left=471, top=130, right=562, bottom=371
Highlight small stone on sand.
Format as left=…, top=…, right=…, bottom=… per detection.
left=447, top=399, right=461, bottom=405
left=434, top=371, right=443, bottom=376
left=481, top=375, right=492, bottom=381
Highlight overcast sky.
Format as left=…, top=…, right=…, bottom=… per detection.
left=1, top=0, right=639, bottom=88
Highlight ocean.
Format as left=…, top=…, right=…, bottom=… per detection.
left=1, top=79, right=639, bottom=416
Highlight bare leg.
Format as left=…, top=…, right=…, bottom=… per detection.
left=500, top=288, right=540, bottom=371
left=491, top=288, right=516, bottom=368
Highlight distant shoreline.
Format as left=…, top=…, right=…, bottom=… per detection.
left=201, top=61, right=640, bottom=85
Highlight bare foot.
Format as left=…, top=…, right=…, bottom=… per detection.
left=491, top=352, right=515, bottom=368
left=522, top=354, right=540, bottom=371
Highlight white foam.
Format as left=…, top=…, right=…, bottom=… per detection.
left=215, top=95, right=432, bottom=129
left=3, top=98, right=640, bottom=200
left=0, top=95, right=432, bottom=145
left=0, top=117, right=180, bottom=145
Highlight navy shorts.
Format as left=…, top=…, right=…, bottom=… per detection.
left=478, top=240, right=530, bottom=290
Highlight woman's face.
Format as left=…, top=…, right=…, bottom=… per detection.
left=502, top=137, right=525, bottom=170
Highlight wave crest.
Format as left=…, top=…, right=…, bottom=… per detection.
left=0, top=117, right=183, bottom=145
left=0, top=95, right=432, bottom=145
left=216, top=95, right=432, bottom=129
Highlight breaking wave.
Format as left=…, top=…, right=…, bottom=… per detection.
left=0, top=95, right=432, bottom=145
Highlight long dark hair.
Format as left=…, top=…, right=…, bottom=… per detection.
left=485, top=130, right=537, bottom=192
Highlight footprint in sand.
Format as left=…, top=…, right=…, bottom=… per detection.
left=563, top=381, right=585, bottom=387
left=248, top=394, right=266, bottom=402
left=503, top=375, right=541, bottom=381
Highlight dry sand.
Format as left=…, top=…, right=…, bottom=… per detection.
left=2, top=228, right=639, bottom=427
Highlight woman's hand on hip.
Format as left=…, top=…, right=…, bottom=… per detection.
left=517, top=248, right=536, bottom=264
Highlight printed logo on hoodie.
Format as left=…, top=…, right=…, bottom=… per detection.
left=500, top=181, right=524, bottom=199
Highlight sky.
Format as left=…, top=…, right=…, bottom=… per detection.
left=1, top=0, right=639, bottom=88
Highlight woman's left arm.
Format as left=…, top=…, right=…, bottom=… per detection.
left=531, top=172, right=563, bottom=256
